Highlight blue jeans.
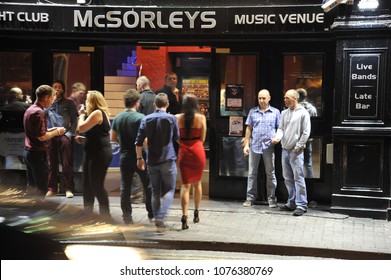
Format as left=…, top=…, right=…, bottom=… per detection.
left=149, top=160, right=177, bottom=221
left=246, top=146, right=277, bottom=203
left=281, top=149, right=308, bottom=210
left=23, top=150, right=48, bottom=195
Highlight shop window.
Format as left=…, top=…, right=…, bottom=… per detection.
left=53, top=52, right=91, bottom=99
left=0, top=51, right=32, bottom=107
left=219, top=136, right=249, bottom=177
left=219, top=55, right=257, bottom=117
left=283, top=54, right=323, bottom=117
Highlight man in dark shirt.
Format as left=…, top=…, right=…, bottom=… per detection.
left=46, top=80, right=78, bottom=198
left=136, top=75, right=156, bottom=116
left=110, top=89, right=153, bottom=224
left=135, top=93, right=179, bottom=232
left=23, top=85, right=66, bottom=196
left=155, top=72, right=182, bottom=115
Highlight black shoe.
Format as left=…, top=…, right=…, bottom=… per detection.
left=279, top=205, right=295, bottom=211
left=181, top=215, right=189, bottom=230
left=124, top=218, right=134, bottom=225
left=193, top=210, right=199, bottom=223
left=293, top=208, right=307, bottom=216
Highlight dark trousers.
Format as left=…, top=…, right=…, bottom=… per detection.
left=48, top=135, right=74, bottom=192
left=82, top=147, right=112, bottom=217
left=120, top=153, right=153, bottom=221
left=23, top=150, right=48, bottom=195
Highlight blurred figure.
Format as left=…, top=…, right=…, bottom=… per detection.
left=156, top=72, right=182, bottom=115
left=76, top=90, right=112, bottom=219
left=136, top=76, right=156, bottom=115
left=69, top=82, right=87, bottom=173
left=2, top=87, right=30, bottom=111
left=243, top=89, right=280, bottom=208
left=23, top=85, right=66, bottom=196
left=45, top=80, right=78, bottom=198
left=69, top=82, right=86, bottom=111
left=135, top=93, right=179, bottom=232
left=110, top=89, right=153, bottom=224
left=272, top=89, right=311, bottom=216
left=176, top=94, right=207, bottom=230
left=297, top=88, right=317, bottom=178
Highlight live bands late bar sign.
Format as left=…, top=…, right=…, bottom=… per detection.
left=348, top=54, right=380, bottom=118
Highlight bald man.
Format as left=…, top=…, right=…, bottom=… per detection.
left=243, top=89, right=281, bottom=208
left=272, top=89, right=311, bottom=216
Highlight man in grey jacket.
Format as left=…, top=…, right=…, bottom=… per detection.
left=272, top=89, right=311, bottom=216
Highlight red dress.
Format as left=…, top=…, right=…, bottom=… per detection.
left=178, top=128, right=206, bottom=184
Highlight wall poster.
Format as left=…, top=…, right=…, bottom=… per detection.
left=225, top=84, right=244, bottom=111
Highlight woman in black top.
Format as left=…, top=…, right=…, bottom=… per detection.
left=76, top=90, right=112, bottom=219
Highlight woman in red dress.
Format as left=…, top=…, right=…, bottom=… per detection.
left=176, top=94, right=207, bottom=230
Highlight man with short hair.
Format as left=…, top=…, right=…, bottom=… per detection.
left=135, top=93, right=179, bottom=232
left=46, top=80, right=78, bottom=198
left=272, top=89, right=311, bottom=216
left=136, top=76, right=156, bottom=116
left=243, top=89, right=280, bottom=208
left=68, top=82, right=86, bottom=110
left=110, top=89, right=153, bottom=224
left=155, top=72, right=182, bottom=115
left=23, top=85, right=66, bottom=196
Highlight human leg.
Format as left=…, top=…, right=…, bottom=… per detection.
left=245, top=151, right=261, bottom=203
left=180, top=183, right=191, bottom=229
left=158, top=160, right=177, bottom=220
left=281, top=149, right=296, bottom=209
left=82, top=155, right=94, bottom=214
left=290, top=151, right=308, bottom=211
left=193, top=181, right=202, bottom=223
left=60, top=135, right=74, bottom=193
left=24, top=150, right=48, bottom=196
left=120, top=156, right=134, bottom=224
left=262, top=146, right=277, bottom=205
left=47, top=138, right=59, bottom=193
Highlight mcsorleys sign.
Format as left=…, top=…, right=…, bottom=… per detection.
left=0, top=4, right=330, bottom=35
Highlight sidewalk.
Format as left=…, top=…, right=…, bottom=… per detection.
left=48, top=193, right=391, bottom=260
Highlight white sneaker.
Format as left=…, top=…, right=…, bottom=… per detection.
left=65, top=191, right=74, bottom=198
left=45, top=190, right=56, bottom=197
left=243, top=200, right=253, bottom=207
left=268, top=201, right=278, bottom=208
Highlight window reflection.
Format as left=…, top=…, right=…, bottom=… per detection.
left=219, top=136, right=249, bottom=177
left=219, top=55, right=257, bottom=116
left=284, top=54, right=323, bottom=116
left=305, top=137, right=321, bottom=179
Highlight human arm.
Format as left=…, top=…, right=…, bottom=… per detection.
left=38, top=127, right=66, bottom=141
left=199, top=113, right=207, bottom=143
left=135, top=145, right=145, bottom=170
left=243, top=125, right=252, bottom=156
left=77, top=110, right=102, bottom=134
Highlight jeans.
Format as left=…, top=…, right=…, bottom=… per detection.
left=148, top=160, right=177, bottom=221
left=281, top=149, right=308, bottom=210
left=246, top=146, right=277, bottom=203
left=120, top=154, right=153, bottom=221
left=303, top=139, right=314, bottom=178
left=23, top=150, right=48, bottom=195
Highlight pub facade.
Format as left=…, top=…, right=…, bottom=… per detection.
left=1, top=0, right=390, bottom=219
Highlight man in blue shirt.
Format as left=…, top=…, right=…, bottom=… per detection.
left=135, top=93, right=179, bottom=232
left=243, top=89, right=281, bottom=208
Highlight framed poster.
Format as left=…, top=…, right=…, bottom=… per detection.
left=229, top=116, right=244, bottom=136
left=225, top=84, right=244, bottom=111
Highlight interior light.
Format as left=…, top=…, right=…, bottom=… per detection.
left=358, top=0, right=379, bottom=10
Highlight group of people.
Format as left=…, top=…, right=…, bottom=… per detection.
left=112, top=72, right=207, bottom=232
left=243, top=88, right=312, bottom=216
left=23, top=72, right=207, bottom=232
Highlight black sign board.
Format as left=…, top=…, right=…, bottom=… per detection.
left=348, top=54, right=380, bottom=118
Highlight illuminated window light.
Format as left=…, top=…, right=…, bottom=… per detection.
left=358, top=0, right=379, bottom=10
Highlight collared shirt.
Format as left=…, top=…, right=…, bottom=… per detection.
left=135, top=109, right=179, bottom=166
left=245, top=105, right=280, bottom=154
left=23, top=103, right=48, bottom=152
